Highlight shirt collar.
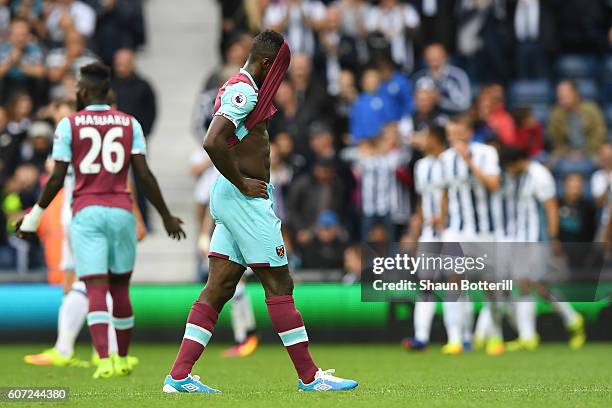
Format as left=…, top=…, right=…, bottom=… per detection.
left=240, top=68, right=258, bottom=91
left=85, top=104, right=111, bottom=111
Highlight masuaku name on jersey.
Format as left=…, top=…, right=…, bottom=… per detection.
left=75, top=114, right=131, bottom=127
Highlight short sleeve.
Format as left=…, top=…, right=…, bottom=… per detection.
left=46, top=49, right=65, bottom=68
left=214, top=82, right=257, bottom=140
left=480, top=146, right=501, bottom=176
left=414, top=159, right=424, bottom=194
left=437, top=151, right=450, bottom=188
left=591, top=171, right=609, bottom=199
left=534, top=166, right=556, bottom=202
left=131, top=117, right=147, bottom=155
left=51, top=117, right=72, bottom=162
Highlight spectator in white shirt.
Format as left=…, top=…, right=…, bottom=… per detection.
left=46, top=0, right=96, bottom=46
left=263, top=0, right=327, bottom=57
left=364, top=0, right=420, bottom=72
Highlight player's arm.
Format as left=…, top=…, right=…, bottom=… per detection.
left=438, top=189, right=448, bottom=232
left=127, top=180, right=147, bottom=242
left=405, top=200, right=423, bottom=243
left=130, top=118, right=185, bottom=240
left=543, top=198, right=559, bottom=240
left=539, top=168, right=561, bottom=254
left=16, top=160, right=69, bottom=239
left=16, top=117, right=74, bottom=239
left=203, top=115, right=268, bottom=199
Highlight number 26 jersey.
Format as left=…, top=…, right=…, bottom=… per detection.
left=51, top=104, right=147, bottom=215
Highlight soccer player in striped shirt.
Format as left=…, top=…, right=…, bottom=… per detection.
left=501, top=148, right=585, bottom=351
left=439, top=114, right=501, bottom=355
left=401, top=124, right=447, bottom=351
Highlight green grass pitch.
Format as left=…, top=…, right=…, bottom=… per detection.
left=1, top=343, right=611, bottom=407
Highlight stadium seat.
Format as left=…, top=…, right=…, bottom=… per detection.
left=603, top=56, right=612, bottom=81
left=555, top=54, right=598, bottom=80
left=603, top=82, right=612, bottom=105
left=530, top=103, right=550, bottom=125
left=601, top=56, right=612, bottom=104
left=574, top=79, right=599, bottom=102
left=509, top=80, right=552, bottom=107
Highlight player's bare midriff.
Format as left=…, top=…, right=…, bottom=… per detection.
left=233, top=122, right=271, bottom=183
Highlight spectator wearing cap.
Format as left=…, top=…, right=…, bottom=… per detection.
left=349, top=68, right=392, bottom=143
left=413, top=43, right=471, bottom=115
left=548, top=81, right=607, bottom=157
left=46, top=30, right=98, bottom=83
left=22, top=120, right=52, bottom=171
left=287, top=156, right=346, bottom=246
left=0, top=18, right=45, bottom=103
left=297, top=210, right=348, bottom=270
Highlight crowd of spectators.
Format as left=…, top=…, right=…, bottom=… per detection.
left=196, top=0, right=612, bottom=280
left=0, top=0, right=153, bottom=273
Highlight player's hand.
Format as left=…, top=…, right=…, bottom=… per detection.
left=239, top=178, right=269, bottom=199
left=14, top=217, right=36, bottom=240
left=136, top=221, right=148, bottom=242
left=163, top=215, right=186, bottom=241
left=453, top=140, right=470, bottom=161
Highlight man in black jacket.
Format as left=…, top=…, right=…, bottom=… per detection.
left=111, top=48, right=157, bottom=227
left=111, top=48, right=156, bottom=138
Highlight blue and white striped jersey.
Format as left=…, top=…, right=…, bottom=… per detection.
left=414, top=154, right=444, bottom=240
left=440, top=142, right=500, bottom=237
left=498, top=161, right=556, bottom=242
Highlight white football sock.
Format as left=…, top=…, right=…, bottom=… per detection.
left=515, top=296, right=537, bottom=340
left=443, top=302, right=462, bottom=344
left=231, top=281, right=256, bottom=343
left=474, top=303, right=492, bottom=341
left=552, top=302, right=579, bottom=328
left=461, top=300, right=474, bottom=343
left=488, top=302, right=503, bottom=339
left=413, top=301, right=436, bottom=343
left=106, top=292, right=118, bottom=355
left=55, top=281, right=88, bottom=358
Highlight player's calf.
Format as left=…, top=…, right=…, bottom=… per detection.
left=109, top=273, right=134, bottom=360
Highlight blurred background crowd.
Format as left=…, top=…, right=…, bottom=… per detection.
left=1, top=0, right=612, bottom=282
left=191, top=0, right=612, bottom=281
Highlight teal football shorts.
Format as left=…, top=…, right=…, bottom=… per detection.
left=70, top=205, right=136, bottom=279
left=208, top=175, right=288, bottom=268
